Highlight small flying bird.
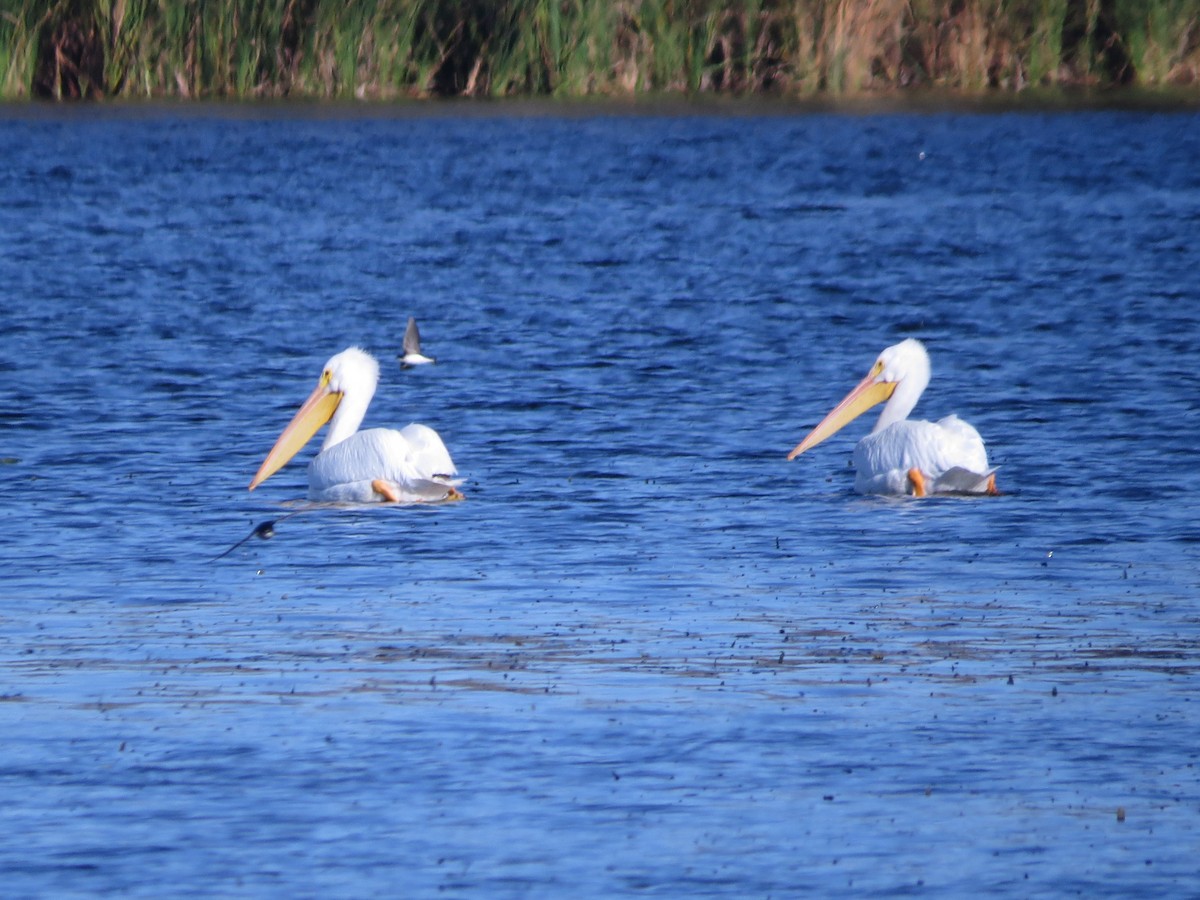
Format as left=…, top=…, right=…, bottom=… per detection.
left=212, top=512, right=299, bottom=561
left=398, top=317, right=435, bottom=368
left=249, top=347, right=462, bottom=503
left=787, top=338, right=998, bottom=497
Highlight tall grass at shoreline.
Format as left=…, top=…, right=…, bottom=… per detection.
left=4, top=0, right=1198, bottom=100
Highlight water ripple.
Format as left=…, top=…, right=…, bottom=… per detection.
left=0, top=106, right=1197, bottom=897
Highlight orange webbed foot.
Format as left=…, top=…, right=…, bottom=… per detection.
left=985, top=473, right=999, bottom=495
left=907, top=467, right=927, bottom=498
left=371, top=479, right=401, bottom=503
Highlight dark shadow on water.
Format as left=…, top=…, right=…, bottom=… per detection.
left=4, top=88, right=1200, bottom=124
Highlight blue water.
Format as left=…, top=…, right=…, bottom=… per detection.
left=1, top=104, right=1198, bottom=896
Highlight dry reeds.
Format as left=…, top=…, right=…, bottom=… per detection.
left=4, top=0, right=1199, bottom=100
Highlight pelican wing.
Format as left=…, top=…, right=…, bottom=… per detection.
left=308, top=425, right=458, bottom=503
left=932, top=466, right=999, bottom=494
left=853, top=417, right=990, bottom=495
left=396, top=423, right=457, bottom=479
left=930, top=414, right=989, bottom=474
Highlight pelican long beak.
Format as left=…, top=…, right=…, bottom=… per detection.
left=787, top=362, right=896, bottom=460
left=249, top=376, right=342, bottom=490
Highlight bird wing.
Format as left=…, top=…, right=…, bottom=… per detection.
left=395, top=423, right=457, bottom=480
left=307, top=424, right=458, bottom=502
left=403, top=318, right=422, bottom=356
left=854, top=416, right=990, bottom=493
left=931, top=466, right=998, bottom=493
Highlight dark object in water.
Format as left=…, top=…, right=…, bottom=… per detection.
left=212, top=513, right=298, bottom=561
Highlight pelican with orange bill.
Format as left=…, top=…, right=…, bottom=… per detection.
left=250, top=347, right=462, bottom=503
left=787, top=338, right=997, bottom=497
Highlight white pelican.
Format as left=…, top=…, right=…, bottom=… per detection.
left=249, top=347, right=462, bottom=503
left=787, top=338, right=998, bottom=497
left=398, top=317, right=435, bottom=368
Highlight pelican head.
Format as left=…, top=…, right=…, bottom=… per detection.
left=787, top=338, right=930, bottom=460
left=249, top=347, right=380, bottom=490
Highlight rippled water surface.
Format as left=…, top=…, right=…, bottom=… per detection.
left=1, top=104, right=1198, bottom=896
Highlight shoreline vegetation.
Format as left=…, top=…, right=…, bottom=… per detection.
left=3, top=1, right=1199, bottom=102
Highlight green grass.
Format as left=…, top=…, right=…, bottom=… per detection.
left=0, top=2, right=39, bottom=97
left=1114, top=0, right=1200, bottom=84
left=5, top=0, right=1199, bottom=100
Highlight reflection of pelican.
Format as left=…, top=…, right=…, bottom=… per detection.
left=398, top=317, right=435, bottom=368
left=249, top=347, right=462, bottom=503
left=787, top=338, right=997, bottom=497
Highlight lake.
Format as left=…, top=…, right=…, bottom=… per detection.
left=1, top=102, right=1197, bottom=896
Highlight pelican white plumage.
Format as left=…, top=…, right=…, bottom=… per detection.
left=249, top=347, right=462, bottom=503
left=398, top=317, right=435, bottom=368
left=787, top=338, right=997, bottom=497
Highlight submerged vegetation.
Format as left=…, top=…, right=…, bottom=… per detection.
left=3, top=0, right=1199, bottom=100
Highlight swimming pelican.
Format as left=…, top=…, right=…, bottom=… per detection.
left=398, top=317, right=435, bottom=368
left=787, top=338, right=997, bottom=497
left=249, top=347, right=462, bottom=503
